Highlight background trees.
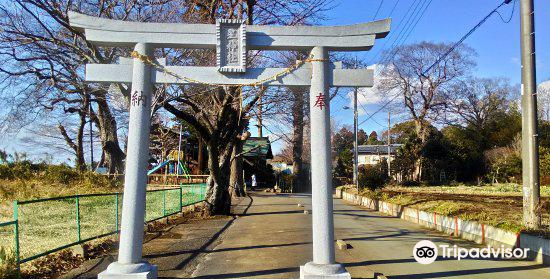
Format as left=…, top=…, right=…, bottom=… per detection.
left=388, top=77, right=521, bottom=184
left=380, top=41, right=476, bottom=180
left=160, top=0, right=333, bottom=215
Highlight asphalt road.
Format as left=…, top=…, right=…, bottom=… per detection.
left=190, top=192, right=550, bottom=279
left=62, top=192, right=550, bottom=279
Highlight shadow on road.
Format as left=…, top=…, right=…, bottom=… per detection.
left=388, top=264, right=546, bottom=279
left=160, top=266, right=300, bottom=279
left=146, top=194, right=255, bottom=270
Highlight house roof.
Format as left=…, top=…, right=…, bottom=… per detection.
left=243, top=137, right=273, bottom=159
left=355, top=144, right=403, bottom=155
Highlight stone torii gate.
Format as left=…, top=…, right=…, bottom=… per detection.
left=69, top=12, right=390, bottom=279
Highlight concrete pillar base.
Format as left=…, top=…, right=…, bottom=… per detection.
left=98, top=262, right=157, bottom=279
left=300, top=262, right=351, bottom=279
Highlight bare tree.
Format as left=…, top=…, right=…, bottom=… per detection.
left=162, top=0, right=332, bottom=215
left=0, top=0, right=180, bottom=173
left=149, top=115, right=180, bottom=164
left=448, top=77, right=514, bottom=131
left=380, top=41, right=476, bottom=180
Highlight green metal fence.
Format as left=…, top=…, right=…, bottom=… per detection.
left=0, top=183, right=206, bottom=270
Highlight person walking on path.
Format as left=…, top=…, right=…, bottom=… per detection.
left=251, top=174, right=257, bottom=189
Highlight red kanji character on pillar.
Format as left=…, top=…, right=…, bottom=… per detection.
left=314, top=93, right=326, bottom=110
left=131, top=91, right=138, bottom=106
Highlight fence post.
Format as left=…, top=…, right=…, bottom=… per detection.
left=179, top=185, right=183, bottom=212
left=185, top=185, right=190, bottom=206
left=162, top=189, right=167, bottom=217
left=75, top=196, right=81, bottom=242
left=115, top=193, right=119, bottom=233
left=13, top=201, right=20, bottom=274
left=197, top=184, right=200, bottom=201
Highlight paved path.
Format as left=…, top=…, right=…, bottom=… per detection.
left=64, top=192, right=550, bottom=279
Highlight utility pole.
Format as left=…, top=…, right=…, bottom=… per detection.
left=353, top=87, right=359, bottom=193
left=257, top=97, right=263, bottom=137
left=177, top=125, right=183, bottom=177
left=88, top=99, right=94, bottom=171
left=387, top=110, right=391, bottom=178
left=520, top=0, right=541, bottom=229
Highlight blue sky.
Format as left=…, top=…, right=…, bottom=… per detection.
left=296, top=0, right=550, bottom=153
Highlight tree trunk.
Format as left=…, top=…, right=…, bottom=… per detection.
left=291, top=88, right=305, bottom=192
left=257, top=98, right=263, bottom=137
left=75, top=111, right=86, bottom=172
left=412, top=120, right=427, bottom=181
left=94, top=94, right=125, bottom=174
left=58, top=121, right=86, bottom=172
left=198, top=138, right=205, bottom=174
left=230, top=140, right=245, bottom=197
left=204, top=145, right=232, bottom=216
left=97, top=150, right=105, bottom=171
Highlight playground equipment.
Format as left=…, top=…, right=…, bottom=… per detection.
left=147, top=150, right=191, bottom=178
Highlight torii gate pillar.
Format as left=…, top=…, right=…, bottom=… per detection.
left=99, top=43, right=157, bottom=279
left=300, top=47, right=350, bottom=278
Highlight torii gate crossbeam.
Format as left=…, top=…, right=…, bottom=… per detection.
left=69, top=12, right=390, bottom=279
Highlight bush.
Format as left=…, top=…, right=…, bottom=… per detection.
left=0, top=247, right=18, bottom=279
left=42, top=164, right=80, bottom=184
left=485, top=147, right=521, bottom=183
left=400, top=180, right=421, bottom=187
left=277, top=173, right=294, bottom=193
left=0, top=164, right=13, bottom=180
left=0, top=163, right=119, bottom=205
left=358, top=163, right=389, bottom=191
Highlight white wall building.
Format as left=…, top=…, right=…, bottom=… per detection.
left=356, top=144, right=402, bottom=166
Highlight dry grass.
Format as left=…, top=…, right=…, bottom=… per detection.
left=0, top=246, right=17, bottom=279
left=385, top=183, right=550, bottom=197
left=0, top=176, right=121, bottom=222
left=352, top=183, right=550, bottom=234
left=0, top=184, right=204, bottom=265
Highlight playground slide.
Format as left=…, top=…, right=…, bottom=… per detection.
left=147, top=159, right=191, bottom=178
left=147, top=160, right=172, bottom=176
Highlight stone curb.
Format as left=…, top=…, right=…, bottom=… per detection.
left=335, top=189, right=550, bottom=266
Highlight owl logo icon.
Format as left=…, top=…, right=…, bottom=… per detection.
left=413, top=240, right=438, bottom=264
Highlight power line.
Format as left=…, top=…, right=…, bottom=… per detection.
left=387, top=0, right=401, bottom=18
left=356, top=89, right=386, bottom=128
left=496, top=0, right=517, bottom=23
left=358, top=93, right=400, bottom=127
left=367, top=0, right=426, bottom=65
left=372, top=0, right=384, bottom=20
left=387, top=0, right=428, bottom=49
left=397, top=0, right=433, bottom=48
left=358, top=1, right=515, bottom=131
left=358, top=101, right=385, bottom=127
left=379, top=0, right=433, bottom=64
left=367, top=0, right=421, bottom=64
left=422, top=0, right=515, bottom=76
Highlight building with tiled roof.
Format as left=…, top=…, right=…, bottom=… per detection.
left=354, top=144, right=402, bottom=166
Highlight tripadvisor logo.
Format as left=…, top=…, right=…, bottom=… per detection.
left=413, top=240, right=530, bottom=264
left=413, top=240, right=438, bottom=264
